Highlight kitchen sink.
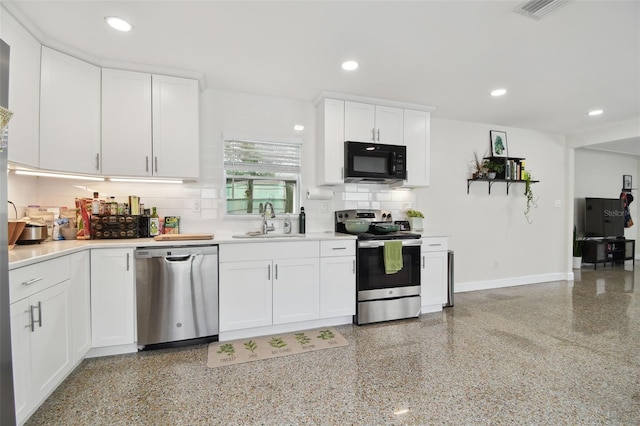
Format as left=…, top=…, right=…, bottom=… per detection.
left=232, top=233, right=306, bottom=239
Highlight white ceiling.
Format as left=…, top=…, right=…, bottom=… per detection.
left=5, top=0, right=640, bottom=153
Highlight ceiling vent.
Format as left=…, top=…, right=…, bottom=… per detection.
left=514, top=0, right=571, bottom=20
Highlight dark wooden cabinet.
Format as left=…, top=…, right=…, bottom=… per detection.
left=582, top=238, right=635, bottom=270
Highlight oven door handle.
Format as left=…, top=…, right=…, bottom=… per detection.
left=358, top=239, right=422, bottom=248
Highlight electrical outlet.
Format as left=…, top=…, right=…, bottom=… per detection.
left=555, top=199, right=561, bottom=208
left=193, top=200, right=201, bottom=212
left=320, top=202, right=329, bottom=213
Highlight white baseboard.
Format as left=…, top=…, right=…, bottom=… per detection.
left=85, top=343, right=138, bottom=358
left=455, top=272, right=568, bottom=293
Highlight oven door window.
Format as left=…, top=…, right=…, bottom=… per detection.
left=358, top=245, right=420, bottom=291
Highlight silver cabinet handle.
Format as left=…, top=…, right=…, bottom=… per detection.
left=154, top=157, right=158, bottom=173
left=27, top=301, right=42, bottom=332
left=429, top=243, right=442, bottom=247
left=371, top=128, right=376, bottom=141
left=267, top=264, right=271, bottom=280
left=146, top=156, right=149, bottom=172
left=341, top=167, right=344, bottom=180
left=95, top=153, right=100, bottom=171
left=352, top=259, right=356, bottom=274
left=22, top=277, right=43, bottom=286
left=422, top=255, right=425, bottom=268
left=275, top=264, right=278, bottom=280
left=126, top=253, right=130, bottom=271
left=332, top=247, right=347, bottom=250
left=377, top=129, right=380, bottom=141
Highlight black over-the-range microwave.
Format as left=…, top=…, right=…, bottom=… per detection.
left=344, top=141, right=407, bottom=184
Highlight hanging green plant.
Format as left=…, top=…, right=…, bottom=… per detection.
left=523, top=171, right=537, bottom=223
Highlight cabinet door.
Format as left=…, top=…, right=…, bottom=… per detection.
left=40, top=47, right=101, bottom=174
left=421, top=251, right=447, bottom=308
left=272, top=258, right=320, bottom=324
left=70, top=251, right=91, bottom=363
left=10, top=298, right=32, bottom=424
left=219, top=260, right=272, bottom=331
left=403, top=109, right=430, bottom=187
left=151, top=75, right=199, bottom=179
left=1, top=11, right=41, bottom=167
left=90, top=249, right=135, bottom=347
left=320, top=256, right=356, bottom=318
left=375, top=105, right=403, bottom=144
left=344, top=101, right=375, bottom=142
left=30, top=281, right=73, bottom=406
left=316, top=98, right=345, bottom=185
left=101, top=69, right=153, bottom=176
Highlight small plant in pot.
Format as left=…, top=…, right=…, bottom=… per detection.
left=406, top=209, right=424, bottom=231
left=572, top=226, right=585, bottom=269
left=483, top=160, right=504, bottom=179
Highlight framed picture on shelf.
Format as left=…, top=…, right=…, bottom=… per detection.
left=623, top=174, right=632, bottom=190
left=489, top=130, right=508, bottom=157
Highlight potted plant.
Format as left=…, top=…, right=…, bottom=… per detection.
left=572, top=226, right=585, bottom=269
left=523, top=170, right=537, bottom=223
left=406, top=209, right=424, bottom=231
left=471, top=150, right=487, bottom=179
left=483, top=160, right=504, bottom=179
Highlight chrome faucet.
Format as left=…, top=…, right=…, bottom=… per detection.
left=262, top=202, right=276, bottom=234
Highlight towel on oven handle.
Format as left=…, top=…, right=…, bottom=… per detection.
left=384, top=240, right=403, bottom=274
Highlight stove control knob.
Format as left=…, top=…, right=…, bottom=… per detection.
left=338, top=213, right=343, bottom=219
left=344, top=213, right=349, bottom=218
left=381, top=213, right=387, bottom=219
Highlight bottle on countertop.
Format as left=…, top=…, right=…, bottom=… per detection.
left=298, top=207, right=306, bottom=234
left=91, top=192, right=100, bottom=215
left=283, top=214, right=292, bottom=234
left=109, top=196, right=117, bottom=215
left=149, top=207, right=160, bottom=236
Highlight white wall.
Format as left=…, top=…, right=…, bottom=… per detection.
left=414, top=118, right=569, bottom=290
left=574, top=148, right=639, bottom=244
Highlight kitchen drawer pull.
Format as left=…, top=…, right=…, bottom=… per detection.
left=146, top=156, right=149, bottom=172
left=126, top=253, right=130, bottom=271
left=22, top=277, right=44, bottom=286
left=352, top=260, right=356, bottom=274
left=275, top=264, right=278, bottom=280
left=332, top=247, right=347, bottom=250
left=36, top=301, right=42, bottom=328
left=267, top=264, right=271, bottom=280
left=422, top=255, right=425, bottom=268
left=27, top=302, right=42, bottom=332
left=154, top=157, right=158, bottom=173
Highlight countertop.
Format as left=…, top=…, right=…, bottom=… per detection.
left=8, top=232, right=357, bottom=269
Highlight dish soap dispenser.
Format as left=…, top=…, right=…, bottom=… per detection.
left=298, top=207, right=306, bottom=234
left=283, top=214, right=292, bottom=234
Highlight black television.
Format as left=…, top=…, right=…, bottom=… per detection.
left=584, top=197, right=625, bottom=238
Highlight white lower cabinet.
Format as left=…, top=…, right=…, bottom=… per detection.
left=421, top=237, right=449, bottom=312
left=219, top=260, right=273, bottom=331
left=90, top=248, right=136, bottom=347
left=219, top=241, right=320, bottom=332
left=10, top=277, right=73, bottom=425
left=319, top=241, right=356, bottom=318
left=70, top=251, right=91, bottom=363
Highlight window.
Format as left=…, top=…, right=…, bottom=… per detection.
left=224, top=138, right=301, bottom=215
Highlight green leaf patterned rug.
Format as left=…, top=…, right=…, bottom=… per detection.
left=207, top=327, right=348, bottom=368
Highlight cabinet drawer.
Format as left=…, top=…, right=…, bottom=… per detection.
left=9, top=256, right=71, bottom=303
left=320, top=240, right=356, bottom=257
left=421, top=237, right=448, bottom=252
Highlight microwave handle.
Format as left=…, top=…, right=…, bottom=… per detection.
left=391, top=151, right=397, bottom=174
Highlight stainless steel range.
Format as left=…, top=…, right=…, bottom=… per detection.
left=335, top=209, right=422, bottom=325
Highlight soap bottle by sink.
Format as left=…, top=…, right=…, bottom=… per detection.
left=283, top=214, right=292, bottom=234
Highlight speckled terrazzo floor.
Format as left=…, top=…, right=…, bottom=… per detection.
left=26, top=263, right=640, bottom=425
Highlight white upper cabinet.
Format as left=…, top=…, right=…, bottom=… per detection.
left=151, top=74, right=200, bottom=179
left=1, top=11, right=41, bottom=167
left=101, top=69, right=153, bottom=176
left=403, top=109, right=431, bottom=187
left=40, top=47, right=101, bottom=174
left=344, top=101, right=403, bottom=144
left=316, top=98, right=345, bottom=185
left=102, top=70, right=199, bottom=179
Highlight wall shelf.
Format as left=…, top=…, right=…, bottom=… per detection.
left=467, top=178, right=539, bottom=195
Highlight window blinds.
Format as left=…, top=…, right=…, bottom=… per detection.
left=223, top=139, right=301, bottom=174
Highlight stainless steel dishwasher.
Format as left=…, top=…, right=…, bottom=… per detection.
left=135, top=245, right=218, bottom=348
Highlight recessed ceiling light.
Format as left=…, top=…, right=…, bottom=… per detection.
left=491, top=88, right=507, bottom=97
left=588, top=109, right=603, bottom=116
left=105, top=16, right=132, bottom=32
left=293, top=124, right=305, bottom=131
left=341, top=60, right=359, bottom=71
